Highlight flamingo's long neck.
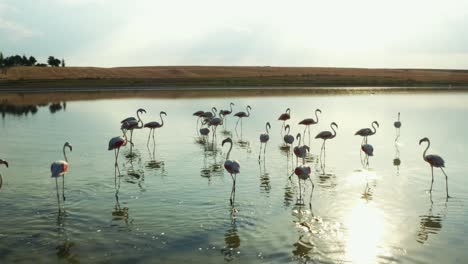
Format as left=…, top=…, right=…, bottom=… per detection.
left=63, top=146, right=68, bottom=163
left=226, top=141, right=233, bottom=160
left=398, top=113, right=400, bottom=122
left=122, top=129, right=128, bottom=142
left=229, top=103, right=233, bottom=113
left=285, top=126, right=290, bottom=135
left=286, top=108, right=290, bottom=115
left=371, top=122, right=377, bottom=135
left=297, top=134, right=302, bottom=146
left=266, top=123, right=270, bottom=134
left=137, top=111, right=144, bottom=128
left=212, top=108, right=217, bottom=117
left=160, top=113, right=165, bottom=127
left=315, top=110, right=320, bottom=123
left=246, top=107, right=250, bottom=117
left=423, top=140, right=430, bottom=161
left=331, top=124, right=337, bottom=138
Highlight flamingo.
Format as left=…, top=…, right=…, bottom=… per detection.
left=202, top=107, right=217, bottom=122
left=199, top=120, right=211, bottom=142
left=315, top=122, right=338, bottom=159
left=361, top=143, right=374, bottom=167
left=278, top=108, right=291, bottom=134
left=0, top=159, right=8, bottom=190
left=298, top=109, right=321, bottom=144
left=419, top=137, right=449, bottom=198
left=355, top=121, right=379, bottom=144
left=394, top=112, right=401, bottom=140
left=144, top=111, right=167, bottom=145
left=293, top=165, right=314, bottom=207
left=222, top=138, right=240, bottom=206
left=121, top=108, right=146, bottom=127
left=258, top=122, right=271, bottom=160
left=283, top=124, right=295, bottom=147
left=234, top=105, right=251, bottom=131
left=193, top=110, right=205, bottom=134
left=209, top=113, right=223, bottom=141
left=121, top=109, right=146, bottom=145
left=108, top=129, right=128, bottom=165
left=51, top=142, right=72, bottom=205
left=293, top=133, right=310, bottom=166
left=219, top=102, right=234, bottom=128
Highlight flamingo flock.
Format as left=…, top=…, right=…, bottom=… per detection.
left=0, top=105, right=451, bottom=212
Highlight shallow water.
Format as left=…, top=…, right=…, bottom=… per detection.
left=1, top=91, right=467, bottom=263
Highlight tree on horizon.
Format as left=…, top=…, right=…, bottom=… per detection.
left=48, top=56, right=61, bottom=67
left=0, top=52, right=4, bottom=66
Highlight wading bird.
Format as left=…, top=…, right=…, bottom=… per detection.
left=355, top=121, right=379, bottom=144
left=121, top=108, right=146, bottom=125
left=199, top=120, right=211, bottom=142
left=419, top=137, right=449, bottom=198
left=144, top=111, right=167, bottom=145
left=361, top=143, right=374, bottom=167
left=394, top=112, right=401, bottom=140
left=121, top=109, right=146, bottom=145
left=219, top=102, right=234, bottom=128
left=283, top=124, right=295, bottom=147
left=202, top=107, right=218, bottom=122
left=315, top=122, right=338, bottom=160
left=0, top=159, right=9, bottom=190
left=222, top=138, right=240, bottom=206
left=293, top=133, right=310, bottom=165
left=109, top=129, right=128, bottom=165
left=258, top=122, right=271, bottom=160
left=193, top=110, right=205, bottom=133
left=278, top=108, right=291, bottom=133
left=234, top=105, right=251, bottom=131
left=298, top=109, right=321, bottom=144
left=293, top=165, right=314, bottom=207
left=51, top=142, right=72, bottom=206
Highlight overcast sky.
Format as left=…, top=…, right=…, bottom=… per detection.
left=1, top=0, right=468, bottom=68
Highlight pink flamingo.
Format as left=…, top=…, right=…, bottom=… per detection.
left=298, top=109, right=321, bottom=144
left=278, top=108, right=291, bottom=133
left=193, top=110, right=205, bottom=133
left=108, top=129, right=128, bottom=165
left=219, top=102, right=234, bottom=128
left=222, top=138, right=240, bottom=206
left=293, top=133, right=309, bottom=165
left=283, top=125, right=295, bottom=147
left=419, top=137, right=449, bottom=198
left=234, top=105, right=251, bottom=131
left=293, top=165, right=314, bottom=207
left=51, top=142, right=72, bottom=205
left=258, top=122, right=271, bottom=160
left=315, top=122, right=338, bottom=159
left=355, top=121, right=379, bottom=144
left=0, top=159, right=8, bottom=190
left=121, top=109, right=146, bottom=145
left=361, top=143, right=374, bottom=167
left=144, top=111, right=167, bottom=145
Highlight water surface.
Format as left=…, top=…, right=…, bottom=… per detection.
left=0, top=91, right=467, bottom=263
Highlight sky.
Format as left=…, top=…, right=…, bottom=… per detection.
left=1, top=0, right=468, bottom=68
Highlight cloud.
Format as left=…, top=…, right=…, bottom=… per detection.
left=0, top=3, right=41, bottom=42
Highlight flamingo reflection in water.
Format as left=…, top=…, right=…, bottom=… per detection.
left=51, top=142, right=72, bottom=210
left=222, top=211, right=241, bottom=261
left=222, top=138, right=240, bottom=206
left=416, top=194, right=446, bottom=244
left=112, top=163, right=130, bottom=225
left=55, top=211, right=80, bottom=263
left=0, top=159, right=9, bottom=190
left=361, top=143, right=374, bottom=168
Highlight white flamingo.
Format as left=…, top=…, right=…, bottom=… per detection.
left=0, top=159, right=8, bottom=190
left=355, top=121, right=379, bottom=144
left=258, top=122, right=271, bottom=160
left=144, top=111, right=167, bottom=145
left=222, top=138, right=240, bottom=206
left=419, top=137, right=449, bottom=198
left=51, top=142, right=72, bottom=206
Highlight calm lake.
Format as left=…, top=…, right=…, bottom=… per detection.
left=0, top=90, right=467, bottom=263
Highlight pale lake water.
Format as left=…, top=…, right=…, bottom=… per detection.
left=0, top=91, right=467, bottom=263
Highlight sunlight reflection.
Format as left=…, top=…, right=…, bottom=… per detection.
left=344, top=200, right=386, bottom=264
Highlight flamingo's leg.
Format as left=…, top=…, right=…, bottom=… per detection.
left=430, top=166, right=434, bottom=192
left=441, top=167, right=450, bottom=198
left=147, top=129, right=151, bottom=146
left=62, top=175, right=66, bottom=201
left=55, top=177, right=60, bottom=210
left=309, top=177, right=314, bottom=209
left=258, top=143, right=262, bottom=161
